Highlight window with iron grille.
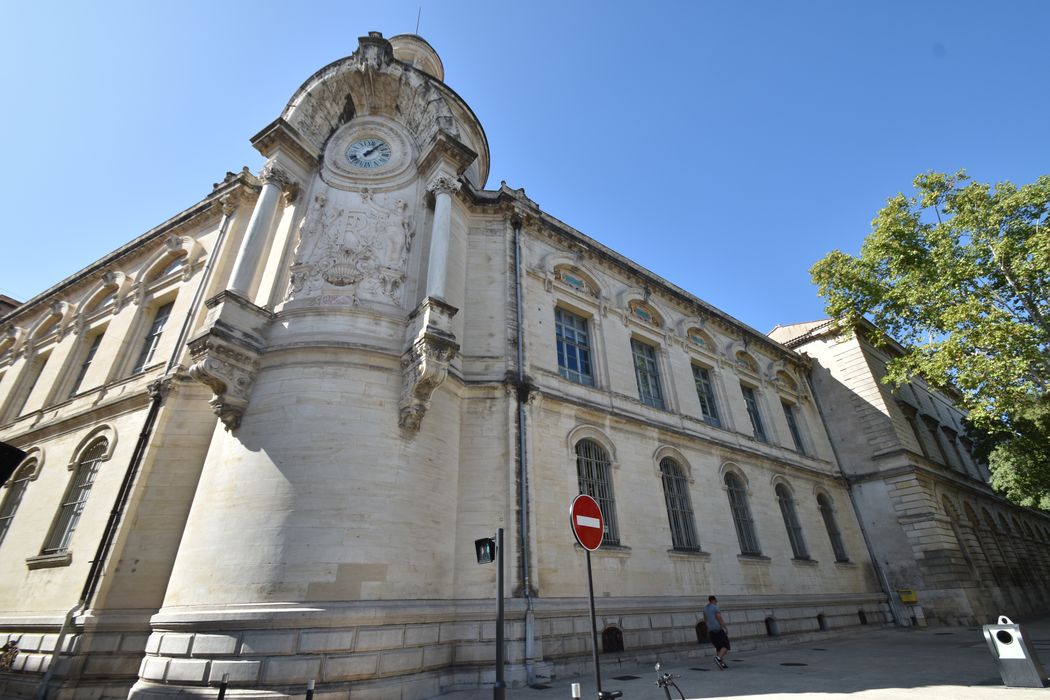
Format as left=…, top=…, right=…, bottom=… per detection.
left=575, top=439, right=619, bottom=545
left=631, top=339, right=664, bottom=409
left=817, top=494, right=849, bottom=562
left=741, top=385, right=767, bottom=442
left=0, top=462, right=34, bottom=548
left=725, top=472, right=760, bottom=555
left=69, top=332, right=105, bottom=398
left=781, top=401, right=806, bottom=454
left=660, top=458, right=699, bottom=550
left=43, top=439, right=108, bottom=554
left=555, top=308, right=594, bottom=386
left=692, top=365, right=720, bottom=427
left=776, top=484, right=809, bottom=559
left=132, top=301, right=174, bottom=374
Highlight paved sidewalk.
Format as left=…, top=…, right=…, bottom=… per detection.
left=439, top=616, right=1050, bottom=699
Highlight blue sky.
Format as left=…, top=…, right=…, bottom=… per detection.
left=2, top=1, right=1048, bottom=334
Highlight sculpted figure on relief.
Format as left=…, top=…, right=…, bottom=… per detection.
left=287, top=186, right=415, bottom=306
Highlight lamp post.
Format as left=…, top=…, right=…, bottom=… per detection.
left=475, top=528, right=506, bottom=700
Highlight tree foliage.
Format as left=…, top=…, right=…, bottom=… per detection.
left=811, top=171, right=1050, bottom=507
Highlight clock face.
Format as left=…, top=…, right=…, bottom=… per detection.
left=345, top=138, right=392, bottom=169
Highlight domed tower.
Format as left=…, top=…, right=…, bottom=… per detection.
left=133, top=32, right=503, bottom=698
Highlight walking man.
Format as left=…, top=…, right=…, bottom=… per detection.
left=704, top=595, right=730, bottom=669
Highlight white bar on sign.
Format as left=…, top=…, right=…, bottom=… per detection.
left=575, top=515, right=601, bottom=529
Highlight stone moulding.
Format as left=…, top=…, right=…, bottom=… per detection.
left=399, top=297, right=459, bottom=431
left=187, top=291, right=272, bottom=431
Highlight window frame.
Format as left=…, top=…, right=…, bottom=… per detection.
left=630, top=337, right=665, bottom=409
left=725, top=471, right=761, bottom=555
left=575, top=438, right=620, bottom=546
left=740, top=384, right=767, bottom=443
left=781, top=400, right=806, bottom=454
left=691, top=364, right=721, bottom=427
left=554, top=306, right=595, bottom=386
left=659, top=457, right=700, bottom=551
left=0, top=461, right=36, bottom=547
left=42, top=439, right=109, bottom=555
left=131, top=300, right=175, bottom=375
left=817, top=493, right=849, bottom=562
left=775, top=483, right=809, bottom=560
left=68, top=330, right=106, bottom=398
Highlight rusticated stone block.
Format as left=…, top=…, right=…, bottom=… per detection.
left=209, top=659, right=261, bottom=683
left=193, top=634, right=239, bottom=656
left=159, top=633, right=193, bottom=656
left=355, top=627, right=404, bottom=651
left=300, top=629, right=354, bottom=653
left=379, top=647, right=424, bottom=675
left=167, top=659, right=208, bottom=682
left=242, top=631, right=297, bottom=655
left=324, top=653, right=379, bottom=680
left=141, top=657, right=169, bottom=681
left=263, top=656, right=321, bottom=684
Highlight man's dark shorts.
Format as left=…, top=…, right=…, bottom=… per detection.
left=710, top=629, right=730, bottom=651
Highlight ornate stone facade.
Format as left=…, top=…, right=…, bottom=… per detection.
left=0, top=30, right=1047, bottom=700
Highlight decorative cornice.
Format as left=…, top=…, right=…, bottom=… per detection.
left=187, top=292, right=271, bottom=431
left=399, top=297, right=460, bottom=431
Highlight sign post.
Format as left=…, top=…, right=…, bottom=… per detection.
left=570, top=495, right=620, bottom=699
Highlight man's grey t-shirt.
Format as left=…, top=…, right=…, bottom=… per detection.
left=704, top=603, right=722, bottom=631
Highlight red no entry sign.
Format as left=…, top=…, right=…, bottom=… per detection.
left=570, top=494, right=604, bottom=551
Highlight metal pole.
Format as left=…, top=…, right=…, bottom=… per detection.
left=305, top=679, right=314, bottom=700
left=217, top=673, right=228, bottom=700
left=494, top=527, right=506, bottom=700
left=586, top=549, right=603, bottom=697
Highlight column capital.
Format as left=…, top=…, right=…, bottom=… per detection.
left=427, top=174, right=461, bottom=197
left=260, top=161, right=301, bottom=203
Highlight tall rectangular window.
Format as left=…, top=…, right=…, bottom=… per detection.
left=69, top=333, right=104, bottom=398
left=132, top=301, right=174, bottom=374
left=692, top=365, right=720, bottom=427
left=8, top=351, right=50, bottom=420
left=44, top=440, right=107, bottom=554
left=776, top=484, right=809, bottom=559
left=0, top=463, right=34, bottom=547
left=782, top=401, right=806, bottom=454
left=660, top=458, right=699, bottom=550
left=555, top=308, right=594, bottom=386
left=631, top=339, right=664, bottom=409
left=575, top=439, right=619, bottom=545
left=726, top=473, right=761, bottom=555
left=741, top=385, right=767, bottom=442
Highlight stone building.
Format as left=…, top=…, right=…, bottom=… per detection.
left=0, top=31, right=1045, bottom=699
left=770, top=320, right=1050, bottom=627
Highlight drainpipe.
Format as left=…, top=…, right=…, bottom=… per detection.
left=805, top=372, right=904, bottom=626
left=512, top=215, right=536, bottom=684
left=36, top=196, right=238, bottom=699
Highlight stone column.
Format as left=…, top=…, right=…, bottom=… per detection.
left=228, top=161, right=292, bottom=297
left=425, top=174, right=460, bottom=301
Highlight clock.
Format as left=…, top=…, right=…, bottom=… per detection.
left=345, top=138, right=392, bottom=169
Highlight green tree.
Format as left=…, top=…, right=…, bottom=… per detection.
left=811, top=171, right=1050, bottom=507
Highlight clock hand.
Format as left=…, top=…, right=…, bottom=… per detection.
left=363, top=143, right=382, bottom=157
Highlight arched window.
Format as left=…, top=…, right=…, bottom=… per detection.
left=149, top=254, right=186, bottom=282
left=725, top=472, right=760, bottom=555
left=660, top=457, right=699, bottom=551
left=817, top=494, right=848, bottom=562
left=43, top=439, right=108, bottom=554
left=0, top=461, right=35, bottom=547
left=776, top=483, right=808, bottom=559
left=575, top=439, right=618, bottom=545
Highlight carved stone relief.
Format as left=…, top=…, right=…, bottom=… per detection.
left=286, top=185, right=415, bottom=308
